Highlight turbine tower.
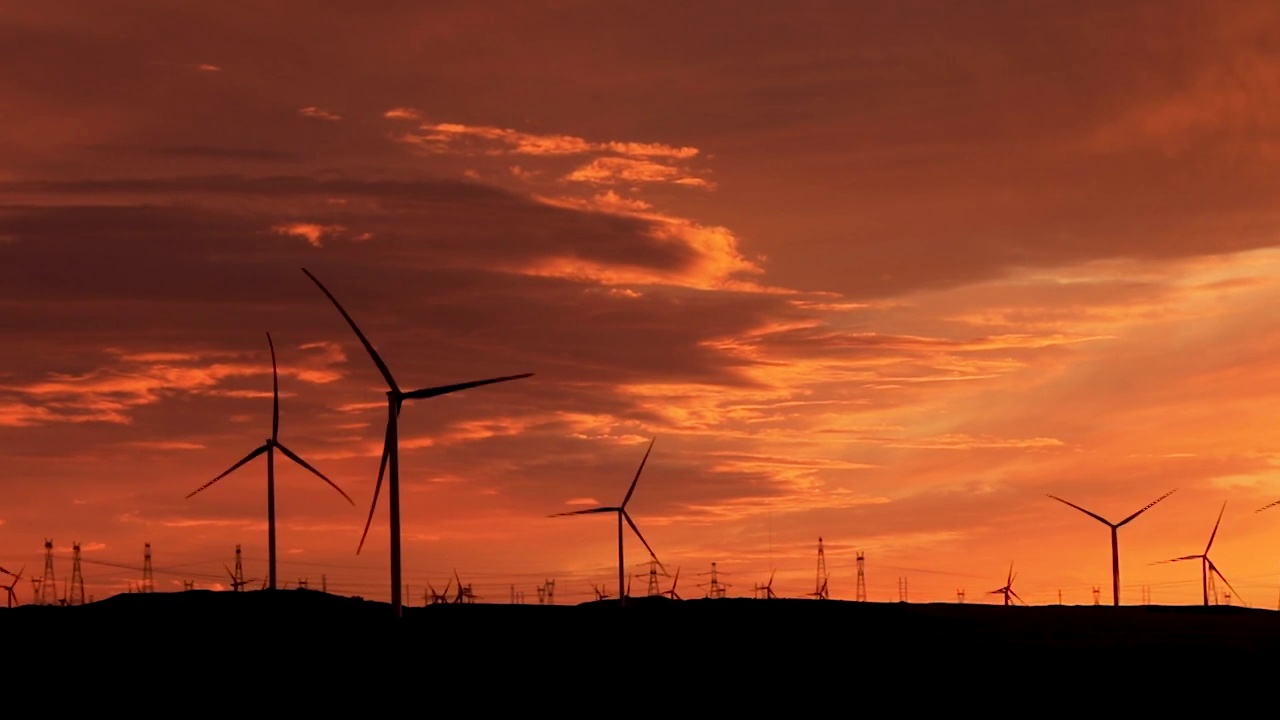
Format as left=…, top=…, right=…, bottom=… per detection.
left=186, top=332, right=354, bottom=590
left=1156, top=501, right=1243, bottom=607
left=1046, top=488, right=1176, bottom=606
left=302, top=268, right=532, bottom=618
left=550, top=438, right=663, bottom=608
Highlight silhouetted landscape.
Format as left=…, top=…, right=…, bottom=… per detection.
left=8, top=590, right=1280, bottom=655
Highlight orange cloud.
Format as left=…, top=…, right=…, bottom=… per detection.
left=298, top=106, right=342, bottom=122
left=564, top=157, right=712, bottom=187
left=272, top=222, right=347, bottom=247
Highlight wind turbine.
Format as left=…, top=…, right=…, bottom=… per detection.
left=301, top=268, right=533, bottom=618
left=990, top=563, right=1023, bottom=606
left=223, top=564, right=256, bottom=592
left=1046, top=488, right=1177, bottom=606
left=186, top=333, right=354, bottom=590
left=1156, top=501, right=1243, bottom=607
left=755, top=570, right=778, bottom=599
left=661, top=567, right=682, bottom=600
left=591, top=583, right=612, bottom=601
left=550, top=438, right=663, bottom=608
left=1, top=566, right=23, bottom=608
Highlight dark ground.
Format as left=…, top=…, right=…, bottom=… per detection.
left=6, top=590, right=1275, bottom=695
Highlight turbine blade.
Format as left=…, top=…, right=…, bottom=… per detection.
left=1205, top=501, right=1227, bottom=554
left=549, top=507, right=618, bottom=517
left=1154, top=554, right=1203, bottom=564
left=1045, top=494, right=1110, bottom=526
left=1006, top=562, right=1014, bottom=587
left=275, top=441, right=355, bottom=505
left=768, top=569, right=775, bottom=588
left=267, top=332, right=279, bottom=442
left=1116, top=488, right=1178, bottom=527
left=621, top=438, right=656, bottom=509
left=622, top=510, right=663, bottom=573
left=671, top=567, right=680, bottom=591
left=1009, top=588, right=1025, bottom=604
left=186, top=444, right=269, bottom=499
left=1208, top=560, right=1245, bottom=607
left=1256, top=498, right=1280, bottom=514
left=301, top=268, right=399, bottom=394
left=401, top=373, right=534, bottom=400
left=356, top=421, right=393, bottom=555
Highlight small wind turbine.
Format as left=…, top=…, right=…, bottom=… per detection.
left=661, top=567, right=682, bottom=600
left=302, top=268, right=532, bottom=618
left=990, top=563, right=1023, bottom=606
left=1155, top=501, right=1244, bottom=607
left=2, top=566, right=23, bottom=608
left=550, top=438, right=663, bottom=608
left=427, top=579, right=452, bottom=604
left=186, top=332, right=354, bottom=590
left=755, top=570, right=778, bottom=599
left=592, top=583, right=611, bottom=601
left=222, top=564, right=256, bottom=592
left=1046, top=488, right=1177, bottom=606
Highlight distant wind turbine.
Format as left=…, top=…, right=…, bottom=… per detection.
left=1155, top=501, right=1243, bottom=607
left=2, top=566, right=23, bottom=608
left=550, top=438, right=663, bottom=608
left=185, top=333, right=353, bottom=590
left=755, top=570, right=778, bottom=599
left=990, top=563, right=1023, bottom=606
left=1046, top=489, right=1177, bottom=606
left=301, top=268, right=533, bottom=618
left=661, top=567, right=682, bottom=600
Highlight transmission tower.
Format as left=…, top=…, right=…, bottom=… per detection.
left=638, top=559, right=663, bottom=596
left=697, top=562, right=729, bottom=598
left=855, top=551, right=866, bottom=602
left=141, top=543, right=154, bottom=593
left=233, top=544, right=245, bottom=588
left=39, top=539, right=56, bottom=605
left=897, top=577, right=908, bottom=602
left=537, top=579, right=555, bottom=605
left=1092, top=586, right=1100, bottom=605
left=810, top=537, right=829, bottom=599
left=68, top=542, right=85, bottom=606
left=182, top=580, right=194, bottom=591
left=321, top=574, right=327, bottom=593
left=1057, top=589, right=1063, bottom=605
left=956, top=588, right=965, bottom=603
left=1141, top=585, right=1152, bottom=605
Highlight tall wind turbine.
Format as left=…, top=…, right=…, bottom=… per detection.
left=1156, top=501, right=1243, bottom=607
left=185, top=333, right=354, bottom=590
left=1046, top=488, right=1177, bottom=606
left=550, top=438, right=663, bottom=608
left=301, top=268, right=533, bottom=618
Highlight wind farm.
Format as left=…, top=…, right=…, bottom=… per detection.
left=10, top=0, right=1280, bottom=676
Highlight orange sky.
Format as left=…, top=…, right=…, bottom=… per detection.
left=3, top=0, right=1280, bottom=607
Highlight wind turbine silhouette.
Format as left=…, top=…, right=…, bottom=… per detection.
left=1, top=566, right=22, bottom=608
left=550, top=438, right=663, bottom=608
left=1155, top=501, right=1243, bottom=607
left=661, top=567, right=682, bottom=600
left=990, top=563, right=1023, bottom=606
left=755, top=570, right=778, bottom=599
left=223, top=564, right=256, bottom=592
left=185, top=333, right=353, bottom=590
left=1046, top=488, right=1177, bottom=606
left=301, top=268, right=533, bottom=618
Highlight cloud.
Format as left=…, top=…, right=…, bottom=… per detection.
left=298, top=107, right=342, bottom=122
left=564, top=157, right=712, bottom=187
left=195, top=64, right=221, bottom=72
left=272, top=222, right=347, bottom=248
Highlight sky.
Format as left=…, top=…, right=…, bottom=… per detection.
left=3, top=0, right=1280, bottom=607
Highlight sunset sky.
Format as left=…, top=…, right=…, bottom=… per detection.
left=5, top=0, right=1280, bottom=607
